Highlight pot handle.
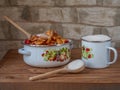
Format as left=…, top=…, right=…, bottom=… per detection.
left=69, top=40, right=73, bottom=49
left=18, top=48, right=31, bottom=56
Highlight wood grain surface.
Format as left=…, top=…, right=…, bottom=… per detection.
left=0, top=48, right=120, bottom=90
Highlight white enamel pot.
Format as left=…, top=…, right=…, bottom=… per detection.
left=18, top=40, right=73, bottom=67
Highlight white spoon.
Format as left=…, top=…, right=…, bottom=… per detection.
left=29, top=59, right=85, bottom=81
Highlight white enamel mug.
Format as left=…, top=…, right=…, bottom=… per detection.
left=81, top=35, right=118, bottom=69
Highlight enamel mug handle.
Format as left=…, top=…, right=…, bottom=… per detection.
left=18, top=48, right=31, bottom=56
left=107, top=47, right=118, bottom=65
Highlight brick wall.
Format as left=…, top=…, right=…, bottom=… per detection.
left=0, top=0, right=120, bottom=59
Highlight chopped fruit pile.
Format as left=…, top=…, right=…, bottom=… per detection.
left=24, top=30, right=69, bottom=45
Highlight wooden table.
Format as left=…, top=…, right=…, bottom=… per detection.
left=0, top=48, right=120, bottom=90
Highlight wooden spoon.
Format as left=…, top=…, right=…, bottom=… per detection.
left=29, top=59, right=85, bottom=81
left=4, top=16, right=31, bottom=38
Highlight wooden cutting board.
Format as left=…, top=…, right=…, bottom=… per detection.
left=0, top=48, right=120, bottom=90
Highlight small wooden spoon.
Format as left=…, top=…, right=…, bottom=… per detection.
left=29, top=59, right=85, bottom=81
left=4, top=16, right=31, bottom=38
